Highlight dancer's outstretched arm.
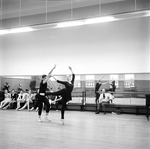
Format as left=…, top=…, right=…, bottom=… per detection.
left=51, top=75, right=57, bottom=81
left=69, top=66, right=75, bottom=84
left=48, top=65, right=56, bottom=76
left=68, top=66, right=73, bottom=74
left=43, top=65, right=56, bottom=84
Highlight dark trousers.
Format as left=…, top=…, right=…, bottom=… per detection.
left=55, top=101, right=59, bottom=110
left=33, top=100, right=39, bottom=109
left=146, top=105, right=150, bottom=121
left=47, top=89, right=67, bottom=119
left=98, top=101, right=110, bottom=113
left=95, top=92, right=100, bottom=110
left=38, top=95, right=50, bottom=116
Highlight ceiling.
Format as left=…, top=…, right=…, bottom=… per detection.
left=0, top=0, right=150, bottom=29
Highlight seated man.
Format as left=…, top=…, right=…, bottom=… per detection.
left=95, top=89, right=114, bottom=114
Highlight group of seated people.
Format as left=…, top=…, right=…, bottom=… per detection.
left=0, top=88, right=60, bottom=111
left=0, top=85, right=116, bottom=114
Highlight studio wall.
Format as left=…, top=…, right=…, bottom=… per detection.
left=0, top=17, right=150, bottom=75
left=0, top=38, right=2, bottom=75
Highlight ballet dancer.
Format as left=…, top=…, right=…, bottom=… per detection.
left=46, top=66, right=75, bottom=125
left=0, top=89, right=11, bottom=109
left=30, top=89, right=40, bottom=112
left=18, top=90, right=34, bottom=111
left=38, top=65, right=56, bottom=122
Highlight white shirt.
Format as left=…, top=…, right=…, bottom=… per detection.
left=99, top=93, right=114, bottom=103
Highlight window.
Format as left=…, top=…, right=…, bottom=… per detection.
left=85, top=75, right=95, bottom=88
left=86, top=81, right=95, bottom=88
left=74, top=75, right=81, bottom=88
left=124, top=74, right=135, bottom=88
left=74, top=81, right=81, bottom=88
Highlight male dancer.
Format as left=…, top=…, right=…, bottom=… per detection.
left=46, top=66, right=75, bottom=125
left=38, top=65, right=56, bottom=122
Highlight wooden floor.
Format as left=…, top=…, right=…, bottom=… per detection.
left=0, top=109, right=150, bottom=149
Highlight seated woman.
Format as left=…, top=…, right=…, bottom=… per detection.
left=30, top=89, right=39, bottom=112
left=9, top=89, right=18, bottom=109
left=19, top=89, right=34, bottom=111
left=0, top=89, right=12, bottom=109
left=95, top=89, right=114, bottom=114
left=16, top=89, right=26, bottom=110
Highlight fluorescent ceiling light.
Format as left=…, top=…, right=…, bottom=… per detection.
left=0, top=27, right=34, bottom=35
left=0, top=30, right=9, bottom=35
left=146, top=13, right=150, bottom=17
left=3, top=76, right=31, bottom=79
left=56, top=20, right=84, bottom=28
left=56, top=16, right=116, bottom=28
left=84, top=16, right=117, bottom=24
left=10, top=27, right=34, bottom=33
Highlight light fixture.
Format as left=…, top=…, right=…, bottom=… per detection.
left=146, top=13, right=150, bottom=17
left=4, top=76, right=31, bottom=79
left=0, top=10, right=149, bottom=32
left=55, top=16, right=116, bottom=28
left=84, top=16, right=117, bottom=24
left=10, top=27, right=34, bottom=33
left=0, top=27, right=35, bottom=35
left=56, top=20, right=84, bottom=28
left=0, top=30, right=9, bottom=35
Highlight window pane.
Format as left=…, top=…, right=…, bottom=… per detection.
left=86, top=81, right=95, bottom=88
left=125, top=74, right=134, bottom=80
left=85, top=75, right=94, bottom=80
left=74, top=81, right=81, bottom=88
left=75, top=75, right=81, bottom=81
left=124, top=74, right=135, bottom=88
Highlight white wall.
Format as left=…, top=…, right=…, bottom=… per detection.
left=1, top=17, right=150, bottom=75
left=0, top=37, right=2, bottom=75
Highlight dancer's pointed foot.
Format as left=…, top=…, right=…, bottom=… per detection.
left=45, top=116, right=51, bottom=122
left=60, top=119, right=64, bottom=125
left=38, top=118, right=42, bottom=122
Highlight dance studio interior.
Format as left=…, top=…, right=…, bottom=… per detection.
left=0, top=0, right=150, bottom=149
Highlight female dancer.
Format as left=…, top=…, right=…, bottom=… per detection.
left=10, top=89, right=18, bottom=109
left=16, top=89, right=27, bottom=110
left=0, top=89, right=11, bottom=109
left=18, top=89, right=34, bottom=111
left=46, top=66, right=75, bottom=125
left=38, top=65, right=56, bottom=122
left=30, top=88, right=40, bottom=112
